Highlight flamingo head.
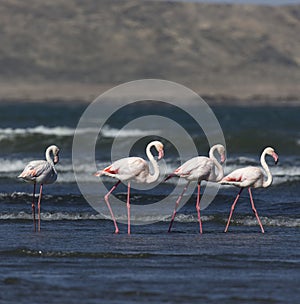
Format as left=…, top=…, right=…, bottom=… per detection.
left=49, top=145, right=60, bottom=164
left=265, top=147, right=279, bottom=164
left=214, top=144, right=226, bottom=164
left=153, top=141, right=164, bottom=160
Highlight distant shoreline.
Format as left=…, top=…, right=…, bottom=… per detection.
left=1, top=2, right=299, bottom=107
left=1, top=96, right=300, bottom=107
left=0, top=82, right=299, bottom=106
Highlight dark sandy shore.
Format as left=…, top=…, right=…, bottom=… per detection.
left=1, top=82, right=299, bottom=106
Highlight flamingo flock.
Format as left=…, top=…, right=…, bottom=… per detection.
left=17, top=143, right=278, bottom=234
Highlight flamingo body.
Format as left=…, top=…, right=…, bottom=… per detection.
left=174, top=156, right=216, bottom=181
left=101, top=157, right=152, bottom=183
left=220, top=147, right=279, bottom=233
left=18, top=159, right=58, bottom=185
left=95, top=140, right=164, bottom=234
left=221, top=166, right=265, bottom=188
left=18, top=145, right=60, bottom=232
left=167, top=144, right=226, bottom=233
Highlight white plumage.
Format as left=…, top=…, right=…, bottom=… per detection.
left=95, top=140, right=164, bottom=234
left=167, top=144, right=226, bottom=233
left=18, top=145, right=60, bottom=231
left=220, top=147, right=279, bottom=233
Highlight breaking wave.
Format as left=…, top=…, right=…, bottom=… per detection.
left=0, top=125, right=160, bottom=141
left=0, top=211, right=298, bottom=227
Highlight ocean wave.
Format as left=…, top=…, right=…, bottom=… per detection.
left=0, top=125, right=160, bottom=141
left=0, top=159, right=26, bottom=173
left=1, top=191, right=36, bottom=197
left=165, top=214, right=300, bottom=227
left=0, top=211, right=103, bottom=221
left=0, top=211, right=205, bottom=222
left=233, top=216, right=300, bottom=228
left=101, top=125, right=161, bottom=138
left=0, top=125, right=76, bottom=137
left=0, top=211, right=298, bottom=227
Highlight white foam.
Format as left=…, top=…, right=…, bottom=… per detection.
left=0, top=212, right=104, bottom=221
left=235, top=216, right=300, bottom=228
left=0, top=191, right=31, bottom=197
left=0, top=159, right=26, bottom=172
left=1, top=212, right=297, bottom=227
left=100, top=125, right=160, bottom=138
left=0, top=125, right=161, bottom=140
left=0, top=126, right=75, bottom=137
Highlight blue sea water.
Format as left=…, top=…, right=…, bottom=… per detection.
left=0, top=100, right=299, bottom=303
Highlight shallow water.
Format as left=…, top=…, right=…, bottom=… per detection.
left=1, top=220, right=299, bottom=304
left=0, top=101, right=299, bottom=303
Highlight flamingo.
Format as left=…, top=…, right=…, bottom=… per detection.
left=18, top=145, right=60, bottom=232
left=167, top=144, right=226, bottom=233
left=94, top=140, right=164, bottom=234
left=220, top=147, right=278, bottom=233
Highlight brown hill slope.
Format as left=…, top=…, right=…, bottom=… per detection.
left=0, top=0, right=299, bottom=103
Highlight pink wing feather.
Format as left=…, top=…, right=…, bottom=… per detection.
left=221, top=166, right=263, bottom=188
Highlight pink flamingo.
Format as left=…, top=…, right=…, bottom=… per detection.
left=18, top=145, right=60, bottom=232
left=167, top=144, right=226, bottom=233
left=220, top=147, right=278, bottom=233
left=94, top=140, right=164, bottom=234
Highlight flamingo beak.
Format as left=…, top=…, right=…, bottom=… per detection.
left=272, top=152, right=279, bottom=164
left=221, top=153, right=226, bottom=164
left=158, top=149, right=164, bottom=160
left=54, top=155, right=59, bottom=164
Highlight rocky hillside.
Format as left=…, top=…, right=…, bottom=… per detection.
left=0, top=0, right=300, bottom=102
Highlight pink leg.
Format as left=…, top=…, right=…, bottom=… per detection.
left=248, top=188, right=265, bottom=233
left=224, top=188, right=243, bottom=232
left=168, top=181, right=190, bottom=232
left=37, top=184, right=43, bottom=232
left=196, top=182, right=203, bottom=234
left=104, top=180, right=121, bottom=234
left=127, top=182, right=131, bottom=235
left=32, top=183, right=36, bottom=232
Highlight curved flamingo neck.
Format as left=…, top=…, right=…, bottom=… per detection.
left=261, top=150, right=272, bottom=188
left=145, top=143, right=160, bottom=183
left=209, top=145, right=224, bottom=181
left=45, top=147, right=55, bottom=167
